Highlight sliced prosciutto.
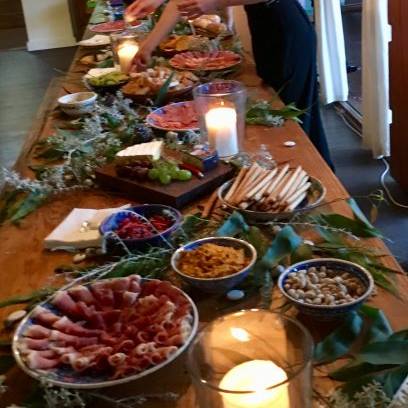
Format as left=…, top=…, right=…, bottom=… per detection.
left=90, top=20, right=141, bottom=33
left=16, top=275, right=194, bottom=382
left=169, top=50, right=241, bottom=71
left=146, top=101, right=199, bottom=131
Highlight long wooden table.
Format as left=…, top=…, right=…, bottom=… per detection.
left=0, top=35, right=407, bottom=408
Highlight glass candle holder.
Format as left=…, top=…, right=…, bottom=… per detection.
left=110, top=29, right=142, bottom=73
left=193, top=80, right=247, bottom=158
left=187, top=309, right=314, bottom=408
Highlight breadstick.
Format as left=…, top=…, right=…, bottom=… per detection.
left=285, top=182, right=312, bottom=205
left=265, top=171, right=292, bottom=203
left=202, top=190, right=219, bottom=218
left=233, top=165, right=264, bottom=204
left=225, top=166, right=248, bottom=203
left=281, top=170, right=307, bottom=201
left=244, top=169, right=275, bottom=201
left=286, top=192, right=307, bottom=211
left=264, top=164, right=290, bottom=196
left=229, top=163, right=258, bottom=204
left=248, top=169, right=278, bottom=201
left=278, top=166, right=302, bottom=201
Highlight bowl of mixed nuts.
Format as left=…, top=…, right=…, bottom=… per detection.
left=278, top=258, right=374, bottom=319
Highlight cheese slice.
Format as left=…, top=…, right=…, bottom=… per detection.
left=116, top=140, right=163, bottom=163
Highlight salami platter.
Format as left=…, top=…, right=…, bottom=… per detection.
left=146, top=101, right=199, bottom=131
left=12, top=275, right=198, bottom=389
left=169, top=51, right=242, bottom=71
left=90, top=20, right=141, bottom=33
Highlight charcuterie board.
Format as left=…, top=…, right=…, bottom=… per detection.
left=95, top=162, right=235, bottom=208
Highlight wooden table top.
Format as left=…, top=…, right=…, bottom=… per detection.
left=0, top=35, right=407, bottom=408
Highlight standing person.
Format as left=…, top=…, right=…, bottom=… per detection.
left=125, top=0, right=334, bottom=168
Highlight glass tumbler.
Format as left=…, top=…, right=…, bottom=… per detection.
left=187, top=309, right=314, bottom=408
left=110, top=28, right=144, bottom=73
left=193, top=80, right=247, bottom=158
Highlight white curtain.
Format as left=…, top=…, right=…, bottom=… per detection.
left=314, top=0, right=349, bottom=105
left=362, top=0, right=391, bottom=158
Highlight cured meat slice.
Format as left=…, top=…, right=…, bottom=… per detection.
left=52, top=316, right=100, bottom=337
left=90, top=20, right=140, bottom=33
left=19, top=337, right=50, bottom=351
left=24, top=325, right=51, bottom=339
left=51, top=291, right=80, bottom=317
left=31, top=306, right=60, bottom=327
left=147, top=101, right=199, bottom=131
left=169, top=51, right=241, bottom=71
left=68, top=285, right=96, bottom=305
left=26, top=352, right=59, bottom=370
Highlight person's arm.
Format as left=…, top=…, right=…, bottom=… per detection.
left=125, top=0, right=167, bottom=21
left=178, top=0, right=265, bottom=19
left=132, top=1, right=180, bottom=70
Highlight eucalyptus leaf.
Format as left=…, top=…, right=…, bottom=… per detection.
left=9, top=190, right=49, bottom=224
left=360, top=305, right=393, bottom=343
left=359, top=341, right=408, bottom=365
left=314, top=311, right=364, bottom=363
left=240, top=226, right=269, bottom=258
left=382, top=364, right=408, bottom=398
left=0, top=287, right=56, bottom=308
left=216, top=211, right=249, bottom=237
left=290, top=243, right=313, bottom=264
left=389, top=330, right=408, bottom=342
left=330, top=360, right=392, bottom=382
left=252, top=226, right=302, bottom=283
left=154, top=71, right=175, bottom=107
left=311, top=213, right=383, bottom=238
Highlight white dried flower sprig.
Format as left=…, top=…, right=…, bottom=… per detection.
left=1, top=169, right=44, bottom=192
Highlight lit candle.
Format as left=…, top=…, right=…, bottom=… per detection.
left=117, top=42, right=139, bottom=73
left=219, top=360, right=290, bottom=408
left=205, top=106, right=238, bottom=157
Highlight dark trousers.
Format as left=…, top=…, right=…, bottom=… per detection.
left=245, top=0, right=334, bottom=169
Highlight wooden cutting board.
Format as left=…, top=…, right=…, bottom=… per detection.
left=95, top=162, right=235, bottom=208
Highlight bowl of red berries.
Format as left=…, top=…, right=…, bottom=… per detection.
left=100, top=204, right=182, bottom=252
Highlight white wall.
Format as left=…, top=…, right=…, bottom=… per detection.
left=21, top=0, right=76, bottom=51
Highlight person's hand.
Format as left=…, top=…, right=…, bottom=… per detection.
left=130, top=44, right=153, bottom=72
left=125, top=0, right=164, bottom=21
left=177, top=0, right=221, bottom=19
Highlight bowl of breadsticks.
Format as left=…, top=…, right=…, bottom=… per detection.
left=218, top=163, right=326, bottom=221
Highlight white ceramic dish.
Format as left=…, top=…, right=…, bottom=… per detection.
left=78, top=35, right=111, bottom=47
left=58, top=92, right=97, bottom=117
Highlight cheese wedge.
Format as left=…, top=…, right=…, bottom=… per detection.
left=116, top=140, right=163, bottom=163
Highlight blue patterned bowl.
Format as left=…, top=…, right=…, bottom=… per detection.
left=100, top=204, right=182, bottom=252
left=171, top=237, right=257, bottom=294
left=278, top=258, right=374, bottom=320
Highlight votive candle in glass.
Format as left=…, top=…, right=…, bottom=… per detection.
left=193, top=80, right=247, bottom=158
left=187, top=309, right=314, bottom=408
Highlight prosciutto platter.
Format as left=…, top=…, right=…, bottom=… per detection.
left=12, top=275, right=198, bottom=389
left=90, top=20, right=140, bottom=33
left=169, top=51, right=242, bottom=71
left=146, top=101, right=199, bottom=131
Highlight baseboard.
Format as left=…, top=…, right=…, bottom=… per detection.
left=27, top=36, right=76, bottom=51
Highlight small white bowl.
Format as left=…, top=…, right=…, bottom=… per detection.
left=58, top=92, right=97, bottom=116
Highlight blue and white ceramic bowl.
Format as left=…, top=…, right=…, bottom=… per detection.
left=171, top=237, right=257, bottom=294
left=100, top=204, right=182, bottom=252
left=12, top=276, right=198, bottom=389
left=278, top=258, right=374, bottom=319
left=58, top=92, right=97, bottom=116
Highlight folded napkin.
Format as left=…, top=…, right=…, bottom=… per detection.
left=44, top=205, right=130, bottom=250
